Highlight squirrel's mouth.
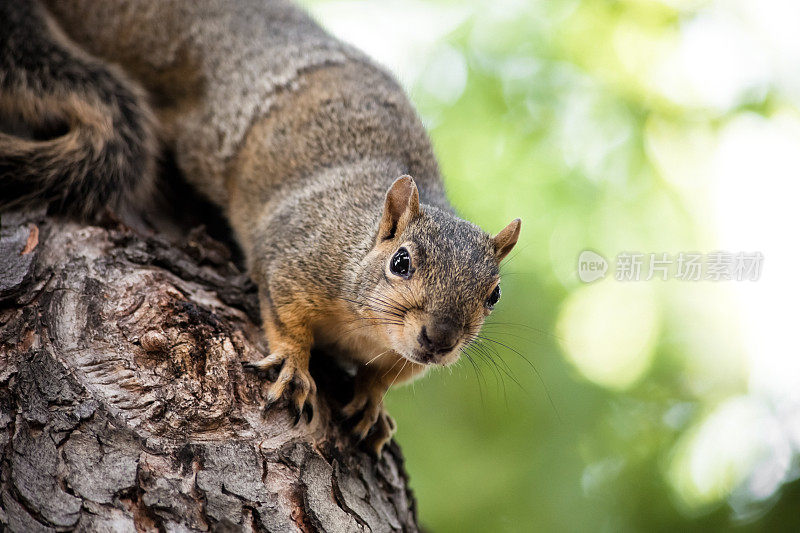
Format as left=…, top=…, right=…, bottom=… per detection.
left=410, top=349, right=437, bottom=365
left=406, top=347, right=458, bottom=366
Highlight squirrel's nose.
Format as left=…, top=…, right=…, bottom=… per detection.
left=419, top=322, right=459, bottom=355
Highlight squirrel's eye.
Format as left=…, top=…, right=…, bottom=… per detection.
left=486, top=285, right=501, bottom=309
left=390, top=248, right=412, bottom=278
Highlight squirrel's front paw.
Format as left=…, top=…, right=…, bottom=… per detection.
left=367, top=409, right=397, bottom=457
left=244, top=352, right=316, bottom=423
left=342, top=389, right=397, bottom=456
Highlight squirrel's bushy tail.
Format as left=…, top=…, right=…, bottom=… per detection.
left=0, top=0, right=156, bottom=217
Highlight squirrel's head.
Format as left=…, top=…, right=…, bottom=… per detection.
left=356, top=175, right=520, bottom=366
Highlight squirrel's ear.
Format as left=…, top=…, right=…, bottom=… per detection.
left=378, top=175, right=420, bottom=241
left=492, top=218, right=521, bottom=261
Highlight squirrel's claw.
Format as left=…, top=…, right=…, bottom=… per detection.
left=292, top=401, right=315, bottom=427
left=342, top=390, right=396, bottom=455
left=341, top=390, right=369, bottom=419
left=353, top=402, right=381, bottom=441
left=366, top=411, right=397, bottom=457
left=245, top=352, right=317, bottom=424
left=291, top=380, right=316, bottom=426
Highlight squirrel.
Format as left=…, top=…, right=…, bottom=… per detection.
left=0, top=0, right=521, bottom=455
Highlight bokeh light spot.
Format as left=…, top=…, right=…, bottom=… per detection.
left=557, top=281, right=660, bottom=390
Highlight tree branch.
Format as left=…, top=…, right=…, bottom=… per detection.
left=0, top=207, right=418, bottom=532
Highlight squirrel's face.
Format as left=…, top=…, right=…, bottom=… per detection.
left=358, top=176, right=520, bottom=366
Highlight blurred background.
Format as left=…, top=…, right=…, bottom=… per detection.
left=301, top=0, right=800, bottom=530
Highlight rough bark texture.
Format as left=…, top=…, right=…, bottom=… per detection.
left=0, top=206, right=419, bottom=532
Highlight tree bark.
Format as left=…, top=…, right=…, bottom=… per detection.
left=0, top=206, right=419, bottom=532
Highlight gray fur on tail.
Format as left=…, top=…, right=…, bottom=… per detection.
left=0, top=0, right=156, bottom=217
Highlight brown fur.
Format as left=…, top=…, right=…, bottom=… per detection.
left=0, top=0, right=156, bottom=216
left=3, top=0, right=521, bottom=455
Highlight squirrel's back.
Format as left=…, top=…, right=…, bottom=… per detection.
left=40, top=0, right=446, bottom=211
left=2, top=0, right=452, bottom=258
